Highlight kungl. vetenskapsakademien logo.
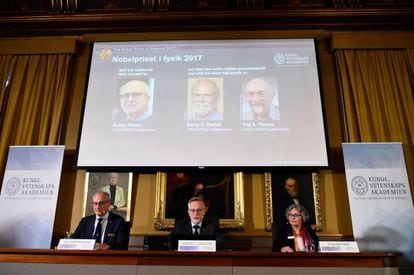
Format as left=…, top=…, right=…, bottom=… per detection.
left=6, top=177, right=21, bottom=196
left=351, top=176, right=369, bottom=196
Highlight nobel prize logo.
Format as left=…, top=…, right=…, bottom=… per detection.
left=99, top=48, right=112, bottom=60
left=351, top=176, right=369, bottom=196
left=6, top=177, right=21, bottom=196
left=273, top=53, right=285, bottom=65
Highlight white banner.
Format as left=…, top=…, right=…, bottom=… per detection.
left=0, top=146, right=64, bottom=248
left=343, top=142, right=414, bottom=253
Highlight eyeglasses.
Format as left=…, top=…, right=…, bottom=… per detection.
left=188, top=208, right=204, bottom=213
left=288, top=214, right=302, bottom=219
left=92, top=201, right=109, bottom=206
left=120, top=92, right=146, bottom=99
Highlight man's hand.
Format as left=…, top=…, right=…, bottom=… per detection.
left=95, top=243, right=110, bottom=250
left=281, top=246, right=294, bottom=253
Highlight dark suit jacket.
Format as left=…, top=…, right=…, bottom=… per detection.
left=72, top=211, right=129, bottom=250
left=168, top=216, right=223, bottom=251
left=272, top=223, right=319, bottom=252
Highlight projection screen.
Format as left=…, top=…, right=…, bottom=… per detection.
left=76, top=39, right=329, bottom=169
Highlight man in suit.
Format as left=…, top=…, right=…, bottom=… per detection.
left=72, top=191, right=129, bottom=250
left=168, top=196, right=223, bottom=250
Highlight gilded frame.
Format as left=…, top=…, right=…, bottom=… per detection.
left=154, top=172, right=245, bottom=230
left=264, top=172, right=322, bottom=231
left=83, top=172, right=133, bottom=221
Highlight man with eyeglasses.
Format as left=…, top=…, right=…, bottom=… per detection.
left=167, top=196, right=223, bottom=250
left=72, top=191, right=129, bottom=250
left=113, top=79, right=152, bottom=123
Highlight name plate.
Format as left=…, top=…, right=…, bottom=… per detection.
left=178, top=240, right=216, bottom=252
left=319, top=241, right=359, bottom=253
left=56, top=239, right=96, bottom=250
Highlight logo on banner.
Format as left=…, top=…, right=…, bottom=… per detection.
left=351, top=176, right=369, bottom=196
left=6, top=177, right=21, bottom=196
left=3, top=176, right=56, bottom=199
left=349, top=175, right=408, bottom=200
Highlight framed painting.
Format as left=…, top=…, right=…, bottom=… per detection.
left=83, top=172, right=133, bottom=221
left=154, top=172, right=245, bottom=230
left=264, top=172, right=322, bottom=231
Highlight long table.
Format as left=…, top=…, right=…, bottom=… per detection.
left=0, top=248, right=399, bottom=275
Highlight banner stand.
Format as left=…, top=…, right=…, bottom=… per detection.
left=343, top=142, right=414, bottom=275
left=0, top=146, right=64, bottom=248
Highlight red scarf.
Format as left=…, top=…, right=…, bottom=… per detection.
left=294, top=227, right=312, bottom=252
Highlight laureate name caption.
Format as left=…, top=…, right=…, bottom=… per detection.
left=186, top=122, right=231, bottom=132
left=243, top=121, right=289, bottom=132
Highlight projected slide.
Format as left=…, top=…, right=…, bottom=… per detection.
left=77, top=39, right=328, bottom=168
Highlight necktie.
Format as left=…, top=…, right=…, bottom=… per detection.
left=193, top=225, right=200, bottom=235
left=94, top=218, right=103, bottom=243
left=109, top=185, right=116, bottom=205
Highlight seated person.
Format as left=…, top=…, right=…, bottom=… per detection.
left=272, top=204, right=319, bottom=253
left=168, top=196, right=223, bottom=250
left=274, top=177, right=314, bottom=226
left=72, top=191, right=129, bottom=250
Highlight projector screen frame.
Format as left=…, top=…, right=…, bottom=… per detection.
left=75, top=34, right=331, bottom=172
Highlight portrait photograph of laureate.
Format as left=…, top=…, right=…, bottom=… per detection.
left=241, top=77, right=280, bottom=121
left=186, top=78, right=224, bottom=122
left=112, top=79, right=155, bottom=124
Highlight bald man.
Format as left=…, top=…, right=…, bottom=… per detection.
left=188, top=79, right=223, bottom=121
left=115, top=80, right=152, bottom=122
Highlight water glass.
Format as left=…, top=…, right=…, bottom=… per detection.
left=305, top=239, right=315, bottom=252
